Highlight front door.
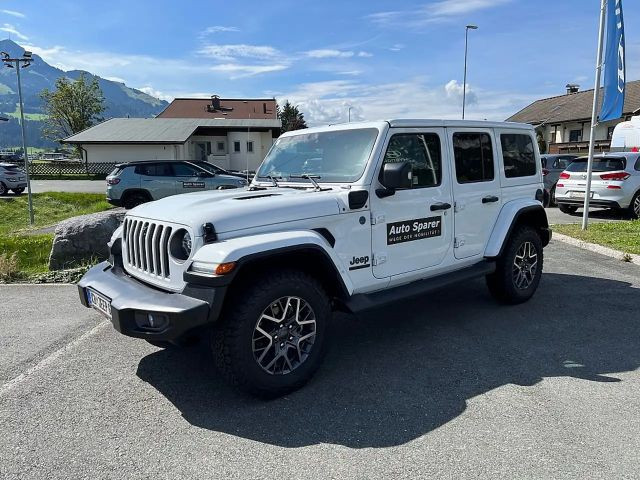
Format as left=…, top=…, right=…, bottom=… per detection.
left=448, top=129, right=502, bottom=259
left=171, top=162, right=209, bottom=194
left=138, top=163, right=176, bottom=199
left=371, top=128, right=454, bottom=279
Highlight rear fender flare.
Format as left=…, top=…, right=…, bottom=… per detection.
left=485, top=200, right=550, bottom=258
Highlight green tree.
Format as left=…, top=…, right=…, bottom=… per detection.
left=278, top=100, right=307, bottom=133
left=40, top=74, right=105, bottom=145
left=536, top=129, right=547, bottom=154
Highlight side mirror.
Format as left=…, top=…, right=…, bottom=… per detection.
left=377, top=162, right=412, bottom=197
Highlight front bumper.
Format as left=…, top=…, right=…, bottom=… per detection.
left=106, top=197, right=123, bottom=207
left=78, top=261, right=226, bottom=342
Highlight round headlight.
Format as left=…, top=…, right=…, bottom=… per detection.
left=170, top=229, right=192, bottom=261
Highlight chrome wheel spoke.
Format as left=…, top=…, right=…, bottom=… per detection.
left=252, top=296, right=317, bottom=375
left=512, top=241, right=537, bottom=290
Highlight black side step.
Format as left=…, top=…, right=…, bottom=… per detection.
left=344, top=260, right=496, bottom=313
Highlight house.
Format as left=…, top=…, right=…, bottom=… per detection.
left=507, top=81, right=640, bottom=154
left=64, top=96, right=281, bottom=172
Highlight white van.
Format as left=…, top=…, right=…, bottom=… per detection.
left=610, top=116, right=640, bottom=152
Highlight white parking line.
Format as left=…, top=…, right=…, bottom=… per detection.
left=0, top=320, right=109, bottom=398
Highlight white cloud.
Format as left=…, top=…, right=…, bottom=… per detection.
left=0, top=23, right=28, bottom=40
left=357, top=51, right=373, bottom=58
left=201, top=25, right=239, bottom=35
left=277, top=78, right=537, bottom=126
left=368, top=0, right=511, bottom=27
left=104, top=76, right=126, bottom=83
left=445, top=79, right=477, bottom=105
left=305, top=49, right=354, bottom=59
left=138, top=86, right=174, bottom=102
left=198, top=44, right=282, bottom=61
left=1, top=10, right=25, bottom=18
left=389, top=43, right=405, bottom=52
left=209, top=63, right=288, bottom=79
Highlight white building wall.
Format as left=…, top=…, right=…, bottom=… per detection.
left=84, top=144, right=180, bottom=163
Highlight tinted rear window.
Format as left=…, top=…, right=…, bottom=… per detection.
left=566, top=158, right=626, bottom=172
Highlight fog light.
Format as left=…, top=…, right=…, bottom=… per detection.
left=134, top=312, right=169, bottom=331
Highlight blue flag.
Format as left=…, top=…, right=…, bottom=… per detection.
left=600, top=0, right=625, bottom=122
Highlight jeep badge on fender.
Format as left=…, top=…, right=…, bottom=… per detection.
left=78, top=119, right=551, bottom=399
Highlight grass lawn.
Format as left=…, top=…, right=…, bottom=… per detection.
left=554, top=221, right=640, bottom=255
left=0, top=192, right=112, bottom=280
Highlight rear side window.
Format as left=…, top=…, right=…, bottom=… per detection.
left=500, top=134, right=536, bottom=178
left=381, top=133, right=442, bottom=188
left=135, top=163, right=172, bottom=176
left=453, top=132, right=494, bottom=183
left=566, top=158, right=626, bottom=172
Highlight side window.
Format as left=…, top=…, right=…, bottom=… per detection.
left=453, top=132, right=494, bottom=183
left=171, top=163, right=200, bottom=177
left=234, top=141, right=241, bottom=153
left=500, top=133, right=536, bottom=178
left=380, top=133, right=442, bottom=188
left=135, top=164, right=171, bottom=176
left=217, top=141, right=225, bottom=152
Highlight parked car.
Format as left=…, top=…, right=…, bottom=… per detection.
left=106, top=160, right=248, bottom=209
left=0, top=162, right=26, bottom=195
left=555, top=152, right=640, bottom=218
left=540, top=154, right=579, bottom=206
left=79, top=119, right=551, bottom=398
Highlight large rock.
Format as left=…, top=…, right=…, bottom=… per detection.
left=49, top=209, right=125, bottom=270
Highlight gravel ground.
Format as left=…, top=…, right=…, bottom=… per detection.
left=1, top=240, right=639, bottom=479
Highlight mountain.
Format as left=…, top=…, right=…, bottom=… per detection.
left=0, top=39, right=168, bottom=148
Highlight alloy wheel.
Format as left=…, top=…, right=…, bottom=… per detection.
left=512, top=241, right=538, bottom=290
left=252, top=296, right=317, bottom=375
left=634, top=195, right=640, bottom=217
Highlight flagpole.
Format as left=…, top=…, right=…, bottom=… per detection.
left=582, top=0, right=608, bottom=230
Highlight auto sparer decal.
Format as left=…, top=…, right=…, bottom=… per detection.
left=182, top=181, right=205, bottom=188
left=387, top=216, right=442, bottom=245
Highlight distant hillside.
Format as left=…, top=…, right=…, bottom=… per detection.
left=0, top=39, right=168, bottom=148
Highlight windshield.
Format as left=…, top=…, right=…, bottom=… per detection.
left=566, top=157, right=626, bottom=172
left=256, top=128, right=378, bottom=183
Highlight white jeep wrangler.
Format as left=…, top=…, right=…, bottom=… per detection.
left=78, top=120, right=551, bottom=398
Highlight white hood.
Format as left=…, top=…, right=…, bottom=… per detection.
left=128, top=187, right=342, bottom=234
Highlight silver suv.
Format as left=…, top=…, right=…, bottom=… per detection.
left=555, top=152, right=640, bottom=218
left=0, top=162, right=26, bottom=196
left=106, top=160, right=247, bottom=209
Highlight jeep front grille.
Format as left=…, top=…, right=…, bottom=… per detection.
left=123, top=218, right=172, bottom=278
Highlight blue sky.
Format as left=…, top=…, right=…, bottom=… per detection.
left=2, top=0, right=639, bottom=124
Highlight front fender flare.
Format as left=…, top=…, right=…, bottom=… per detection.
left=187, top=230, right=354, bottom=295
left=484, top=200, right=549, bottom=258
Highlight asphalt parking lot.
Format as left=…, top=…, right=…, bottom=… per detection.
left=1, top=240, right=639, bottom=479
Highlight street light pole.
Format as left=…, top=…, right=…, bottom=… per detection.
left=462, top=24, right=478, bottom=120
left=348, top=106, right=353, bottom=123
left=2, top=50, right=34, bottom=224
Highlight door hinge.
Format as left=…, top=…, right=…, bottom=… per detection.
left=370, top=213, right=385, bottom=225
left=454, top=237, right=465, bottom=249
left=372, top=253, right=387, bottom=266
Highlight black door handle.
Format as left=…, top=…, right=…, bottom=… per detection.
left=430, top=202, right=452, bottom=211
left=482, top=196, right=499, bottom=204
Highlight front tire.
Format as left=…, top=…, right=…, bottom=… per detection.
left=212, top=269, right=330, bottom=399
left=558, top=204, right=578, bottom=214
left=486, top=226, right=543, bottom=305
left=11, top=188, right=24, bottom=195
left=123, top=192, right=149, bottom=209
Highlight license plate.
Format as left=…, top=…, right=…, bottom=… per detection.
left=87, top=288, right=112, bottom=319
left=570, top=191, right=594, bottom=199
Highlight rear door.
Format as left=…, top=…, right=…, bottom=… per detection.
left=137, top=163, right=175, bottom=199
left=448, top=129, right=501, bottom=259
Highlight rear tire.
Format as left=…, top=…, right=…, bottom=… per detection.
left=549, top=185, right=557, bottom=207
left=558, top=204, right=578, bottom=214
left=123, top=192, right=149, bottom=209
left=212, top=269, right=330, bottom=399
left=11, top=188, right=24, bottom=195
left=486, top=226, right=543, bottom=305
left=627, top=191, right=640, bottom=220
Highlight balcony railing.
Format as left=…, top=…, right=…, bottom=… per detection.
left=548, top=139, right=611, bottom=154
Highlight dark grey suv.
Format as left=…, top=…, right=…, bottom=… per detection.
left=106, top=160, right=247, bottom=209
left=0, top=162, right=26, bottom=195
left=541, top=154, right=579, bottom=206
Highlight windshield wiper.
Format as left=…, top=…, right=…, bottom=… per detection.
left=256, top=174, right=281, bottom=187
left=289, top=174, right=322, bottom=191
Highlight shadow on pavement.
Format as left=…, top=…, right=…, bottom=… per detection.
left=137, top=273, right=640, bottom=448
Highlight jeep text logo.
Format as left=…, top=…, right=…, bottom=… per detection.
left=349, top=255, right=370, bottom=271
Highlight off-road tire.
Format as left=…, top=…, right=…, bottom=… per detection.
left=0, top=182, right=7, bottom=195
left=627, top=191, right=640, bottom=220
left=558, top=204, right=578, bottom=214
left=123, top=191, right=150, bottom=209
left=486, top=226, right=543, bottom=305
left=549, top=185, right=557, bottom=207
left=212, top=269, right=331, bottom=399
left=11, top=188, right=24, bottom=195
